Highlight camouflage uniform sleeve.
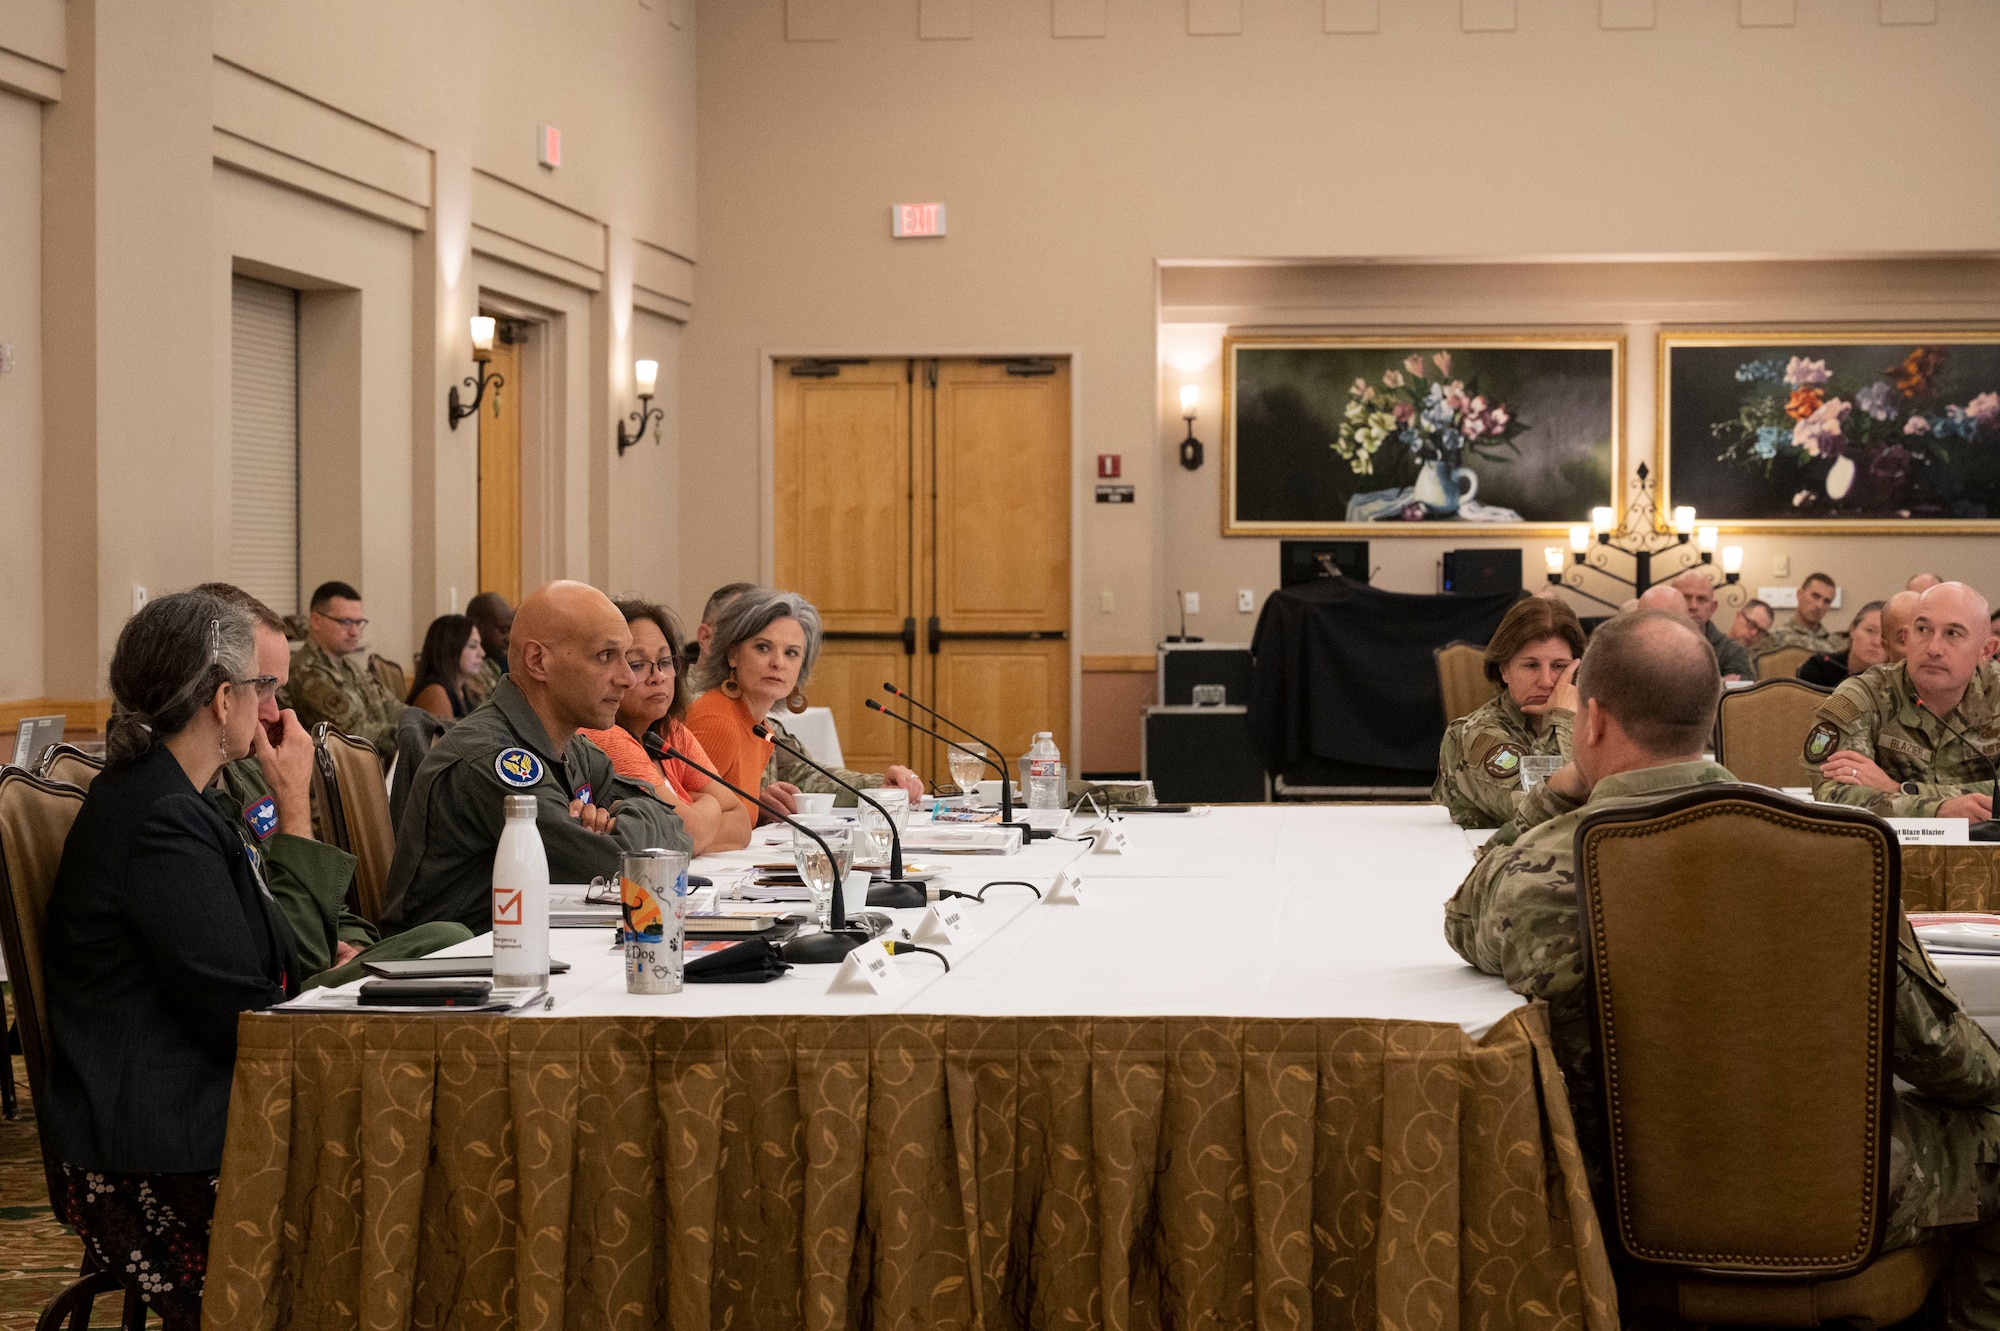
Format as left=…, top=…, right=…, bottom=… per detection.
left=1485, top=776, right=1584, bottom=852
left=770, top=742, right=886, bottom=804
left=1444, top=829, right=1585, bottom=1006
left=1896, top=916, right=2000, bottom=1106
left=1808, top=683, right=1946, bottom=817
left=289, top=658, right=371, bottom=744
left=1433, top=712, right=1528, bottom=830
left=360, top=674, right=403, bottom=754
left=1537, top=708, right=1573, bottom=757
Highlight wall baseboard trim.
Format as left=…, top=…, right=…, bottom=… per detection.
left=0, top=697, right=114, bottom=732
left=1082, top=655, right=1156, bottom=673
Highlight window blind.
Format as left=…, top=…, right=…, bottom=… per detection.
left=230, top=276, right=299, bottom=616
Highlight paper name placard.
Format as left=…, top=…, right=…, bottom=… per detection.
left=1888, top=818, right=1971, bottom=846
left=1044, top=867, right=1084, bottom=905
left=1091, top=824, right=1130, bottom=856
left=911, top=901, right=974, bottom=948
left=827, top=939, right=911, bottom=995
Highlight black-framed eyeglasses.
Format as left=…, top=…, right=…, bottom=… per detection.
left=317, top=614, right=369, bottom=630
left=627, top=656, right=676, bottom=679
left=235, top=675, right=281, bottom=701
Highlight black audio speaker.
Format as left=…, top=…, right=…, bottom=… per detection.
left=1440, top=549, right=1522, bottom=596
left=1280, top=540, right=1369, bottom=588
left=1142, top=706, right=1268, bottom=803
left=1158, top=643, right=1253, bottom=706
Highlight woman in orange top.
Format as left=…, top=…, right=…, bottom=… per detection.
left=578, top=599, right=751, bottom=854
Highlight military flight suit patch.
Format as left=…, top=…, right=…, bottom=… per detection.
left=572, top=784, right=592, bottom=804
left=242, top=795, right=279, bottom=841
left=1483, top=744, right=1524, bottom=781
left=1803, top=722, right=1840, bottom=765
left=496, top=748, right=545, bottom=787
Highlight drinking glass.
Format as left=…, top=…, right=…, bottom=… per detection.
left=949, top=743, right=987, bottom=797
left=858, top=788, right=910, bottom=865
left=792, top=817, right=853, bottom=930
left=1519, top=755, right=1564, bottom=793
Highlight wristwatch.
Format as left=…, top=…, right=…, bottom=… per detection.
left=1901, top=781, right=1921, bottom=796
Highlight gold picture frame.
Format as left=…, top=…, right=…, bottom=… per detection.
left=1221, top=332, right=1625, bottom=537
left=1658, top=328, right=2000, bottom=533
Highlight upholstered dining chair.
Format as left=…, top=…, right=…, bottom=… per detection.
left=1713, top=677, right=1833, bottom=790
left=36, top=742, right=104, bottom=791
left=1434, top=641, right=1496, bottom=726
left=369, top=653, right=408, bottom=705
left=1574, top=785, right=1953, bottom=1326
left=0, top=767, right=146, bottom=1329
left=314, top=723, right=395, bottom=927
left=1755, top=645, right=1814, bottom=681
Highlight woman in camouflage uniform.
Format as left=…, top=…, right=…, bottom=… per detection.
left=1433, top=597, right=1586, bottom=828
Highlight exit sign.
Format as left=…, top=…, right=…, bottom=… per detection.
left=892, top=203, right=946, bottom=238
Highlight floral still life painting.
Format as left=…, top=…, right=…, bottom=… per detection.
left=1224, top=336, right=1621, bottom=534
left=1662, top=332, right=2000, bottom=528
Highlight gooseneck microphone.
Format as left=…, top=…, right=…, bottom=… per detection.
left=641, top=731, right=875, bottom=962
left=878, top=683, right=1046, bottom=838
left=1912, top=697, right=2000, bottom=842
left=751, top=723, right=925, bottom=909
left=864, top=698, right=1048, bottom=841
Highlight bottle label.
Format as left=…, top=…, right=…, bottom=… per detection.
left=1028, top=760, right=1059, bottom=778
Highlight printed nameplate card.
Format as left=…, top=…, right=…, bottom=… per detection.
left=1888, top=818, right=1971, bottom=846
left=1091, top=824, right=1130, bottom=855
left=911, top=901, right=974, bottom=948
left=1044, top=867, right=1084, bottom=906
left=827, top=938, right=911, bottom=995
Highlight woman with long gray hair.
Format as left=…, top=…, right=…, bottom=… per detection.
left=41, top=589, right=300, bottom=1328
left=684, top=586, right=923, bottom=818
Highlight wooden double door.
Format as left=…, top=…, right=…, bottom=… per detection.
left=774, top=357, right=1071, bottom=788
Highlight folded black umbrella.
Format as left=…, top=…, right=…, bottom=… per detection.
left=685, top=937, right=793, bottom=984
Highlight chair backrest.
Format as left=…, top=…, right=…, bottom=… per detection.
left=1755, top=645, right=1813, bottom=680
left=1575, top=786, right=1896, bottom=1279
left=1434, top=641, right=1497, bottom=725
left=1714, top=677, right=1833, bottom=788
left=0, top=767, right=88, bottom=1213
left=36, top=743, right=105, bottom=791
left=315, top=724, right=393, bottom=926
left=369, top=654, right=408, bottom=703
left=389, top=705, right=445, bottom=833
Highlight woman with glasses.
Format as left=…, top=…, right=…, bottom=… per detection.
left=578, top=598, right=751, bottom=853
left=42, top=589, right=301, bottom=1328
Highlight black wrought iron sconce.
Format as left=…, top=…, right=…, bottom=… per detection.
left=1178, top=384, right=1204, bottom=471
left=448, top=316, right=505, bottom=430
left=1542, top=463, right=1744, bottom=611
left=616, top=359, right=664, bottom=456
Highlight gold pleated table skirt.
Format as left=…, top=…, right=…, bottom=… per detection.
left=203, top=1004, right=1615, bottom=1331
left=1904, top=844, right=2000, bottom=912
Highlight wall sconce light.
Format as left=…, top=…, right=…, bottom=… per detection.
left=1671, top=506, right=1697, bottom=537
left=1178, top=384, right=1203, bottom=471
left=617, top=359, right=664, bottom=456
left=1590, top=506, right=1616, bottom=538
left=1721, top=545, right=1743, bottom=583
left=448, top=316, right=504, bottom=430
left=1696, top=525, right=1719, bottom=557
left=1543, top=547, right=1565, bottom=583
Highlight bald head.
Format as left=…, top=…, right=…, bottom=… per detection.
left=1907, top=582, right=1997, bottom=710
left=1578, top=610, right=1720, bottom=760
left=1636, top=584, right=1691, bottom=620
left=1880, top=591, right=1920, bottom=664
left=511, top=581, right=636, bottom=740
left=1907, top=572, right=1943, bottom=594
left=1670, top=570, right=1721, bottom=627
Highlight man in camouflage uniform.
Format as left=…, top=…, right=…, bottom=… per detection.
left=281, top=580, right=402, bottom=755
left=1727, top=597, right=1775, bottom=658
left=1445, top=609, right=2000, bottom=1325
left=1764, top=570, right=1851, bottom=656
left=1671, top=569, right=1755, bottom=679
left=196, top=583, right=470, bottom=986
left=1810, top=581, right=2000, bottom=820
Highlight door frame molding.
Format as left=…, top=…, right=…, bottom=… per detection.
left=760, top=347, right=1085, bottom=764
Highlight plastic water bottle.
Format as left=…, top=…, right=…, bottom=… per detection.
left=1024, top=731, right=1066, bottom=810
left=492, top=794, right=551, bottom=989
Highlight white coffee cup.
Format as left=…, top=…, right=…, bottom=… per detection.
left=796, top=792, right=837, bottom=816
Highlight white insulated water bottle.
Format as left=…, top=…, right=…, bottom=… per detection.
left=1024, top=731, right=1066, bottom=810
left=492, top=794, right=551, bottom=989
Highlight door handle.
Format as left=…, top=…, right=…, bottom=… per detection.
left=927, top=616, right=1068, bottom=653
left=823, top=618, right=919, bottom=656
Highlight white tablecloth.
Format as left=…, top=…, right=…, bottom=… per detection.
left=380, top=804, right=1524, bottom=1035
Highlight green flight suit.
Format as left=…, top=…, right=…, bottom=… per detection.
left=1808, top=660, right=2000, bottom=816
left=1703, top=619, right=1755, bottom=679
left=1444, top=758, right=2000, bottom=1328
left=209, top=761, right=470, bottom=988
left=763, top=712, right=885, bottom=807
left=281, top=638, right=403, bottom=754
left=1431, top=692, right=1572, bottom=829
left=384, top=676, right=690, bottom=934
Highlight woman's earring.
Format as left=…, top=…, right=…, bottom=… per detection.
left=786, top=688, right=809, bottom=714
left=720, top=674, right=742, bottom=699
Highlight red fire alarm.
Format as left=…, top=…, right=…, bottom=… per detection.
left=1097, top=453, right=1122, bottom=479
left=537, top=124, right=562, bottom=169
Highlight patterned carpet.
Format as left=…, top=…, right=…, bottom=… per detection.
left=0, top=984, right=111, bottom=1330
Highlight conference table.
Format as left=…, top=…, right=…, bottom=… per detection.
left=192, top=806, right=1615, bottom=1329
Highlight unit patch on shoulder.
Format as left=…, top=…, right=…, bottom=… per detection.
left=496, top=748, right=545, bottom=788
left=1802, top=722, right=1841, bottom=765
left=242, top=795, right=279, bottom=841
left=572, top=784, right=592, bottom=805
left=1483, top=744, right=1524, bottom=781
